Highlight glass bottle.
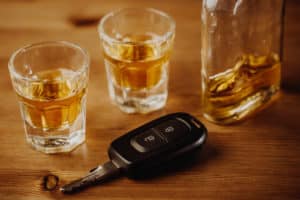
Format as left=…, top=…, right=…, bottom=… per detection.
left=201, top=0, right=285, bottom=124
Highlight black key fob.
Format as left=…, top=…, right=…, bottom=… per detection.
left=109, top=112, right=207, bottom=178
left=61, top=112, right=207, bottom=193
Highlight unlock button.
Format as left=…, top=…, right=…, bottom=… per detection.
left=131, top=129, right=166, bottom=153
left=154, top=119, right=190, bottom=142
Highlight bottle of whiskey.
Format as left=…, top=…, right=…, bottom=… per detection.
left=201, top=0, right=285, bottom=124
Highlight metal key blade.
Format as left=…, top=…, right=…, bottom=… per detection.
left=60, top=161, right=120, bottom=194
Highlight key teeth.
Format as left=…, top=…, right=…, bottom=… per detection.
left=60, top=184, right=82, bottom=194
left=60, top=162, right=120, bottom=194
left=60, top=186, right=71, bottom=194
left=60, top=187, right=66, bottom=192
left=60, top=179, right=84, bottom=194
left=60, top=183, right=76, bottom=194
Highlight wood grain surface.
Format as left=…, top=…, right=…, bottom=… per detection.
left=0, top=0, right=300, bottom=199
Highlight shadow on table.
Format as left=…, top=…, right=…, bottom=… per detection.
left=132, top=141, right=220, bottom=181
left=243, top=92, right=300, bottom=133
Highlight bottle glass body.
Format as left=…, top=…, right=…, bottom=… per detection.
left=201, top=0, right=284, bottom=124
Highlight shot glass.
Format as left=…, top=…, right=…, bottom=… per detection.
left=98, top=8, right=175, bottom=114
left=8, top=41, right=89, bottom=153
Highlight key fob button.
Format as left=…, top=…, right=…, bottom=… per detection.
left=154, top=119, right=190, bottom=142
left=131, top=129, right=166, bottom=153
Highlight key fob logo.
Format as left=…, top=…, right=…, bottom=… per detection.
left=144, top=135, right=155, bottom=142
left=165, top=126, right=174, bottom=133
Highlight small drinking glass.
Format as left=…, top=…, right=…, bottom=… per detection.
left=8, top=41, right=89, bottom=153
left=98, top=8, right=175, bottom=114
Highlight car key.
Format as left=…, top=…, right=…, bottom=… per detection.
left=60, top=112, right=207, bottom=194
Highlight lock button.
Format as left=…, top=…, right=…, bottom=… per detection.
left=130, top=129, right=166, bottom=153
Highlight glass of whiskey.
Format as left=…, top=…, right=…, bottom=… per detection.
left=8, top=41, right=89, bottom=153
left=201, top=0, right=284, bottom=124
left=98, top=8, right=175, bottom=114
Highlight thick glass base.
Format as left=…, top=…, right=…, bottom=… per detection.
left=25, top=129, right=85, bottom=154
left=23, top=109, right=86, bottom=154
left=20, top=96, right=87, bottom=153
left=203, top=86, right=280, bottom=125
left=108, top=78, right=168, bottom=114
left=114, top=93, right=167, bottom=114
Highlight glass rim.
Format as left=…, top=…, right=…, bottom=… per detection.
left=8, top=40, right=90, bottom=82
left=98, top=7, right=176, bottom=45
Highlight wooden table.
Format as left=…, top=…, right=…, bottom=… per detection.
left=0, top=0, right=299, bottom=199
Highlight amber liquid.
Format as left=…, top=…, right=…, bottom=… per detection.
left=103, top=33, right=173, bottom=113
left=104, top=33, right=171, bottom=90
left=17, top=69, right=86, bottom=131
left=204, top=53, right=281, bottom=124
